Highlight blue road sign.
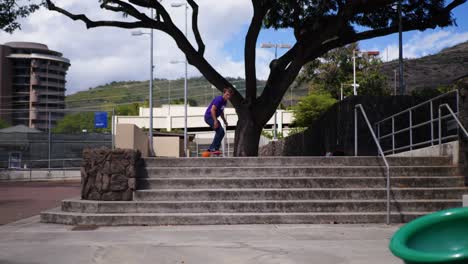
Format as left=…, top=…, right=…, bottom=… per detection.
left=94, top=112, right=108, bottom=129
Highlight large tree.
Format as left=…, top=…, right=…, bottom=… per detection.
left=45, top=0, right=466, bottom=156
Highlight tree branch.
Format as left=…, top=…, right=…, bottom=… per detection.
left=128, top=0, right=173, bottom=24
left=186, top=0, right=205, bottom=56
left=45, top=0, right=155, bottom=29
left=46, top=0, right=243, bottom=108
left=100, top=0, right=149, bottom=22
left=244, top=2, right=267, bottom=102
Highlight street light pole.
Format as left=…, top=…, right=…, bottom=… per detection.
left=352, top=49, right=379, bottom=96
left=353, top=50, right=357, bottom=96
left=149, top=8, right=154, bottom=156
left=172, top=2, right=189, bottom=157
left=398, top=0, right=405, bottom=95
left=131, top=27, right=155, bottom=156
left=260, top=42, right=291, bottom=141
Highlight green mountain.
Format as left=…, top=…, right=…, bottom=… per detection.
left=66, top=41, right=468, bottom=110
left=65, top=77, right=266, bottom=110
left=380, top=41, right=468, bottom=92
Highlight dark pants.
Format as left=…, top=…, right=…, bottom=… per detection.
left=205, top=116, right=225, bottom=151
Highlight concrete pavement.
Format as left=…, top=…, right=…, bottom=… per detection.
left=0, top=216, right=402, bottom=264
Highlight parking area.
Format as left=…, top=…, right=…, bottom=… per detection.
left=0, top=180, right=80, bottom=225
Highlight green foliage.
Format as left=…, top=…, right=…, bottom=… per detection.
left=261, top=130, right=284, bottom=140
left=291, top=92, right=337, bottom=127
left=53, top=112, right=111, bottom=133
left=115, top=103, right=140, bottom=116
left=288, top=127, right=307, bottom=136
left=1, top=0, right=43, bottom=33
left=437, top=85, right=456, bottom=94
left=295, top=43, right=389, bottom=99
left=0, top=119, right=10, bottom=129
left=170, top=98, right=198, bottom=106
left=410, top=87, right=442, bottom=99
left=264, top=1, right=454, bottom=31
left=410, top=84, right=457, bottom=100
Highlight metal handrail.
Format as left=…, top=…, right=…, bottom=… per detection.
left=438, top=104, right=468, bottom=155
left=376, top=90, right=458, bottom=125
left=355, top=104, right=391, bottom=225
left=375, top=90, right=459, bottom=155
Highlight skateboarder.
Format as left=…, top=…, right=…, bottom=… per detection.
left=204, top=87, right=233, bottom=153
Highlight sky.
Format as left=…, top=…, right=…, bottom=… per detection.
left=1, top=0, right=467, bottom=95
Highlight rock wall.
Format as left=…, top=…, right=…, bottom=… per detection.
left=81, top=148, right=143, bottom=201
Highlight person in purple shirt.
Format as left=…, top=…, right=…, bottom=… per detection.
left=204, top=87, right=234, bottom=152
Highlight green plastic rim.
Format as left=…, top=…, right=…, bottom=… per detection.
left=389, top=207, right=468, bottom=264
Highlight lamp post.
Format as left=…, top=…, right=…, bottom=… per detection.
left=398, top=0, right=405, bottom=95
left=260, top=42, right=291, bottom=140
left=131, top=18, right=155, bottom=156
left=170, top=60, right=188, bottom=156
left=171, top=1, right=189, bottom=156
left=352, top=49, right=379, bottom=96
left=341, top=83, right=359, bottom=100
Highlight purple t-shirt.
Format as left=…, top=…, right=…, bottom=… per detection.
left=205, top=96, right=227, bottom=119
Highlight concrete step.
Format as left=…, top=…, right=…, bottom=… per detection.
left=40, top=210, right=434, bottom=225
left=134, top=187, right=468, bottom=201
left=61, top=199, right=461, bottom=214
left=138, top=176, right=464, bottom=189
left=143, top=166, right=458, bottom=178
left=144, top=156, right=452, bottom=167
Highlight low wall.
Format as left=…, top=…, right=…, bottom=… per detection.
left=81, top=148, right=143, bottom=201
left=389, top=141, right=459, bottom=164
left=0, top=169, right=80, bottom=181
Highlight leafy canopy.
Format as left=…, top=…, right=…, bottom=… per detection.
left=295, top=43, right=389, bottom=99
left=291, top=92, right=337, bottom=127
left=1, top=0, right=43, bottom=33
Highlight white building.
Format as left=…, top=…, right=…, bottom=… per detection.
left=114, top=104, right=295, bottom=155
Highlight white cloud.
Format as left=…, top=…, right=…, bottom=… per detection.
left=1, top=1, right=274, bottom=95
left=380, top=30, right=468, bottom=62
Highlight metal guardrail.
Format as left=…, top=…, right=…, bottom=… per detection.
left=355, top=104, right=391, bottom=225
left=439, top=104, right=468, bottom=155
left=375, top=90, right=459, bottom=155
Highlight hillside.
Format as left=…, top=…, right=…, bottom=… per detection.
left=65, top=77, right=265, bottom=110
left=66, top=41, right=468, bottom=110
left=380, top=41, right=468, bottom=92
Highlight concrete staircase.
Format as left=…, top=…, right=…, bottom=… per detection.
left=41, top=156, right=468, bottom=225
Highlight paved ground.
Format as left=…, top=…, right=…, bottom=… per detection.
left=0, top=180, right=403, bottom=264
left=0, top=216, right=403, bottom=264
left=0, top=180, right=81, bottom=225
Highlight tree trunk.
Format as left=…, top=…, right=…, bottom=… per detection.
left=233, top=109, right=263, bottom=157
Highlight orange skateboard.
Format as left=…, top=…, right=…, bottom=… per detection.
left=201, top=150, right=222, bottom=157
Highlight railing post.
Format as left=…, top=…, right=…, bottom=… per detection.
left=439, top=106, right=442, bottom=155
left=48, top=111, right=51, bottom=170
left=355, top=104, right=391, bottom=225
left=409, top=109, right=413, bottom=150
left=386, top=166, right=390, bottom=225
left=392, top=117, right=395, bottom=154
left=354, top=107, right=358, bottom=156
left=430, top=101, right=434, bottom=146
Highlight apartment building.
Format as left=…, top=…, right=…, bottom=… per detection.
left=0, top=42, right=70, bottom=130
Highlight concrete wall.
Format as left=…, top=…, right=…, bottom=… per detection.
left=115, top=124, right=149, bottom=157
left=457, top=80, right=468, bottom=184
left=0, top=169, right=80, bottom=181
left=154, top=137, right=183, bottom=157
left=390, top=141, right=459, bottom=164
